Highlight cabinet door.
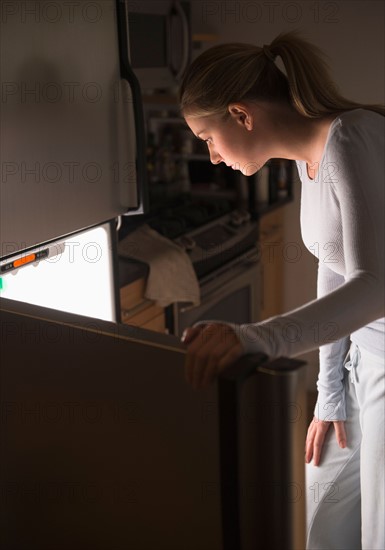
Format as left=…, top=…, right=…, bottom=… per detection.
left=259, top=209, right=284, bottom=320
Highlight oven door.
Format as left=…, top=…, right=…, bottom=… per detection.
left=173, top=249, right=261, bottom=337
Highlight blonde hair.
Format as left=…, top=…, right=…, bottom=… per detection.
left=179, top=31, right=385, bottom=119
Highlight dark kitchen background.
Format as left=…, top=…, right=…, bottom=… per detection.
left=117, top=0, right=384, bottom=393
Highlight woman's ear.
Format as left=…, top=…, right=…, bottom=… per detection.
left=228, top=103, right=253, bottom=130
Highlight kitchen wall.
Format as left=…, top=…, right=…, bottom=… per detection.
left=189, top=0, right=385, bottom=389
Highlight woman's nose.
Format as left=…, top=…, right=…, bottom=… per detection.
left=209, top=149, right=223, bottom=165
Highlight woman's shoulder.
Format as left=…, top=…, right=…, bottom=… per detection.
left=331, top=108, right=384, bottom=135
left=327, top=108, right=384, bottom=152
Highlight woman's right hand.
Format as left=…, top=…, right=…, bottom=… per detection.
left=182, top=323, right=243, bottom=390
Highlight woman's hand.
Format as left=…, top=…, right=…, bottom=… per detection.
left=305, top=417, right=347, bottom=466
left=182, top=323, right=243, bottom=390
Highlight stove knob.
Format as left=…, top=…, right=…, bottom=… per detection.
left=239, top=209, right=251, bottom=223
left=179, top=236, right=196, bottom=251
left=230, top=211, right=243, bottom=227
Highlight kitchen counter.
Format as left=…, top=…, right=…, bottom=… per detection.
left=118, top=256, right=149, bottom=288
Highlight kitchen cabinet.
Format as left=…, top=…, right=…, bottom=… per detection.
left=120, top=277, right=167, bottom=334
left=259, top=208, right=285, bottom=320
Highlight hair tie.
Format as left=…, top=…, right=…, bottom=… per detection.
left=262, top=44, right=276, bottom=63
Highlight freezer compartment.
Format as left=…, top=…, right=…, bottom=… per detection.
left=0, top=299, right=306, bottom=550
left=1, top=1, right=146, bottom=254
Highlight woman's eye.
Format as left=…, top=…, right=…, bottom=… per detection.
left=204, top=138, right=212, bottom=144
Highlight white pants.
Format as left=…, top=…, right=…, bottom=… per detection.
left=306, top=343, right=385, bottom=550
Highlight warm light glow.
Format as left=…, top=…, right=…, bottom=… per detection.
left=0, top=223, right=117, bottom=322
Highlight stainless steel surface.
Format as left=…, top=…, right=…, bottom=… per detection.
left=0, top=298, right=220, bottom=550
left=172, top=0, right=190, bottom=81
left=243, top=361, right=307, bottom=550
left=219, top=356, right=307, bottom=550
left=173, top=248, right=261, bottom=336
left=1, top=299, right=307, bottom=549
left=1, top=1, right=142, bottom=255
left=127, top=0, right=190, bottom=91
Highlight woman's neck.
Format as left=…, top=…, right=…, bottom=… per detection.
left=263, top=102, right=339, bottom=168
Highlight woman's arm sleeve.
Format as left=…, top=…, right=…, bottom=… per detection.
left=314, top=262, right=350, bottom=421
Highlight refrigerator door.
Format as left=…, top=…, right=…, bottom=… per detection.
left=0, top=298, right=307, bottom=550
left=1, top=0, right=147, bottom=257
left=0, top=299, right=223, bottom=550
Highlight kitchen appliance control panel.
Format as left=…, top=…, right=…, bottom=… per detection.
left=174, top=209, right=259, bottom=278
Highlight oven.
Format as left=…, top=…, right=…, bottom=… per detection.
left=119, top=198, right=262, bottom=338
left=167, top=206, right=261, bottom=337
left=172, top=245, right=261, bottom=338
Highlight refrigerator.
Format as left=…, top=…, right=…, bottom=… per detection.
left=0, top=2, right=307, bottom=548
left=1, top=0, right=147, bottom=321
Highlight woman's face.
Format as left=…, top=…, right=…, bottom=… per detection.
left=185, top=102, right=274, bottom=176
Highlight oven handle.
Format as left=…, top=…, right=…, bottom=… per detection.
left=172, top=1, right=190, bottom=81
left=180, top=256, right=260, bottom=314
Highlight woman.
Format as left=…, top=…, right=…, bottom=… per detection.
left=180, top=31, right=384, bottom=549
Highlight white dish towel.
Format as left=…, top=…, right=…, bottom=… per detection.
left=118, top=224, right=200, bottom=307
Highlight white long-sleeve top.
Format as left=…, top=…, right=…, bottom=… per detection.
left=234, top=109, right=384, bottom=421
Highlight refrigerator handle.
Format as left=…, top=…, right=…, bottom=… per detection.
left=116, top=0, right=148, bottom=215
left=218, top=354, right=268, bottom=550
left=218, top=354, right=307, bottom=550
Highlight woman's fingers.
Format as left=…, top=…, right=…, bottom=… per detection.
left=181, top=326, right=203, bottom=345
left=305, top=418, right=331, bottom=467
left=201, top=337, right=243, bottom=389
left=183, top=326, right=206, bottom=386
left=312, top=421, right=330, bottom=466
left=305, top=418, right=347, bottom=466
left=334, top=420, right=347, bottom=448
left=183, top=323, right=242, bottom=389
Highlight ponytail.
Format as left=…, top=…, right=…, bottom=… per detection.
left=269, top=31, right=385, bottom=117
left=179, top=31, right=385, bottom=119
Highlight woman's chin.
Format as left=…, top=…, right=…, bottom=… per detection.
left=241, top=166, right=259, bottom=177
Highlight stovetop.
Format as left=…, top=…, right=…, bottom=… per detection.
left=118, top=194, right=259, bottom=278
left=147, top=195, right=233, bottom=238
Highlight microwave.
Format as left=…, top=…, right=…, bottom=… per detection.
left=126, top=0, right=191, bottom=92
